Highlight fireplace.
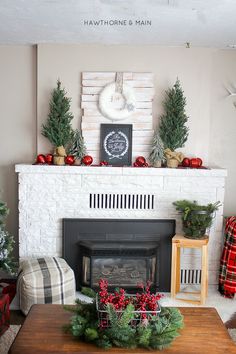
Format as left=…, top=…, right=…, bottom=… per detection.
left=16, top=165, right=227, bottom=286
left=79, top=241, right=158, bottom=290
left=63, top=218, right=175, bottom=292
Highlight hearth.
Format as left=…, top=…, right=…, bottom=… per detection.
left=63, top=218, right=175, bottom=292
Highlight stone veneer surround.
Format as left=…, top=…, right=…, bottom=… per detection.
left=15, top=164, right=227, bottom=285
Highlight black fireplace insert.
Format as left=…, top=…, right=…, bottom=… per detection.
left=63, top=219, right=175, bottom=292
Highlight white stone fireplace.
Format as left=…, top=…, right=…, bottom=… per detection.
left=15, top=164, right=227, bottom=286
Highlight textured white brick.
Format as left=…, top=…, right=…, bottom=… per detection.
left=82, top=175, right=164, bottom=192
left=16, top=164, right=227, bottom=285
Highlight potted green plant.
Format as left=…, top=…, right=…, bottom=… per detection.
left=173, top=200, right=221, bottom=239
left=42, top=80, right=74, bottom=165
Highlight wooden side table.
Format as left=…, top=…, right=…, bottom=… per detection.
left=171, top=234, right=209, bottom=305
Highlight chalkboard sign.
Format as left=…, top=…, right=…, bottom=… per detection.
left=100, top=124, right=133, bottom=166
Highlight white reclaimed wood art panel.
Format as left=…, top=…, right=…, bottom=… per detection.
left=81, top=72, right=154, bottom=164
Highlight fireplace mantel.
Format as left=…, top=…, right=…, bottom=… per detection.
left=15, top=164, right=227, bottom=177
left=15, top=164, right=227, bottom=285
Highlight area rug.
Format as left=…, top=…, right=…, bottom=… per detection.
left=0, top=325, right=20, bottom=354
left=228, top=329, right=236, bottom=343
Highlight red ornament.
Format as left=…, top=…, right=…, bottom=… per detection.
left=144, top=162, right=149, bottom=167
left=45, top=154, right=53, bottom=164
left=133, top=162, right=139, bottom=167
left=135, top=156, right=146, bottom=167
left=196, top=158, right=203, bottom=167
left=65, top=155, right=75, bottom=165
left=182, top=158, right=191, bottom=167
left=36, top=154, right=46, bottom=164
left=82, top=155, right=93, bottom=166
left=190, top=158, right=199, bottom=168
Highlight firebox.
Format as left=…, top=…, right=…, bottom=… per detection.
left=63, top=218, right=175, bottom=292
left=79, top=241, right=158, bottom=290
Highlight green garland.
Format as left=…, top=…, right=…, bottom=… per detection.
left=65, top=298, right=184, bottom=350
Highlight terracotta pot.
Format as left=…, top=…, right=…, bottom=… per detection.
left=53, top=156, right=65, bottom=165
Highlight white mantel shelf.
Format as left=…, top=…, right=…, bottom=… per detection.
left=15, top=164, right=227, bottom=177
left=15, top=163, right=227, bottom=286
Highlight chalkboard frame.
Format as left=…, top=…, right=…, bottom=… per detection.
left=100, top=124, right=133, bottom=166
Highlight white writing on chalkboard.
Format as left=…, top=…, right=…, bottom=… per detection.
left=104, top=131, right=129, bottom=160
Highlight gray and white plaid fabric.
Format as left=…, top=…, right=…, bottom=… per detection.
left=17, top=257, right=76, bottom=315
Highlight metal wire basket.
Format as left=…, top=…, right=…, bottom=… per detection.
left=96, top=294, right=161, bottom=328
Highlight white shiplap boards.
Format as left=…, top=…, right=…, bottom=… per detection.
left=81, top=72, right=154, bottom=164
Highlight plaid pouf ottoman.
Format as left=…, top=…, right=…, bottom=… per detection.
left=17, top=257, right=76, bottom=315
left=0, top=294, right=10, bottom=336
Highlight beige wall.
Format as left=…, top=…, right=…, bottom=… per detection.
left=37, top=44, right=213, bottom=164
left=209, top=51, right=236, bottom=216
left=1, top=44, right=236, bottom=256
left=0, top=46, right=36, bottom=257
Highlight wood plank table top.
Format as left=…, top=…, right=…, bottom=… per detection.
left=9, top=304, right=236, bottom=354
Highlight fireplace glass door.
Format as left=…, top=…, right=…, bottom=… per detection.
left=79, top=241, right=159, bottom=290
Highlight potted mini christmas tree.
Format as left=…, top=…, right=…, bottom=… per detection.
left=42, top=80, right=74, bottom=165
left=159, top=79, right=189, bottom=168
left=0, top=199, right=15, bottom=274
left=67, top=129, right=87, bottom=165
left=149, top=131, right=165, bottom=167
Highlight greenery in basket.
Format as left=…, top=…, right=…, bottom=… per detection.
left=0, top=199, right=16, bottom=274
left=173, top=200, right=221, bottom=238
left=65, top=281, right=184, bottom=350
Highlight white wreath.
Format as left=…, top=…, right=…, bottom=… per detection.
left=99, top=82, right=136, bottom=121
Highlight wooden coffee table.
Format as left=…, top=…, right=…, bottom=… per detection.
left=9, top=304, right=236, bottom=354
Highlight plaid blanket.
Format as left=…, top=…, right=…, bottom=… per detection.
left=219, top=216, right=236, bottom=298
left=18, top=257, right=75, bottom=315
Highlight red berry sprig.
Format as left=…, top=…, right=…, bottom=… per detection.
left=98, top=279, right=162, bottom=317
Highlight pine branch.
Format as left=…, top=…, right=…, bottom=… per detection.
left=0, top=198, right=16, bottom=275
left=66, top=297, right=184, bottom=350
left=0, top=200, right=9, bottom=227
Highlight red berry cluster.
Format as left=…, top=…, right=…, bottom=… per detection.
left=99, top=160, right=109, bottom=166
left=98, top=279, right=162, bottom=317
left=136, top=281, right=162, bottom=319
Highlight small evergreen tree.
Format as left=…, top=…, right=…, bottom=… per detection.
left=42, top=80, right=74, bottom=148
left=149, top=131, right=165, bottom=166
left=0, top=199, right=15, bottom=274
left=67, top=129, right=87, bottom=160
left=0, top=200, right=9, bottom=227
left=159, top=79, right=189, bottom=151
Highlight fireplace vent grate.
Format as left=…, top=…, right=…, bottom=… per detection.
left=89, top=193, right=155, bottom=210
left=181, top=269, right=201, bottom=285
